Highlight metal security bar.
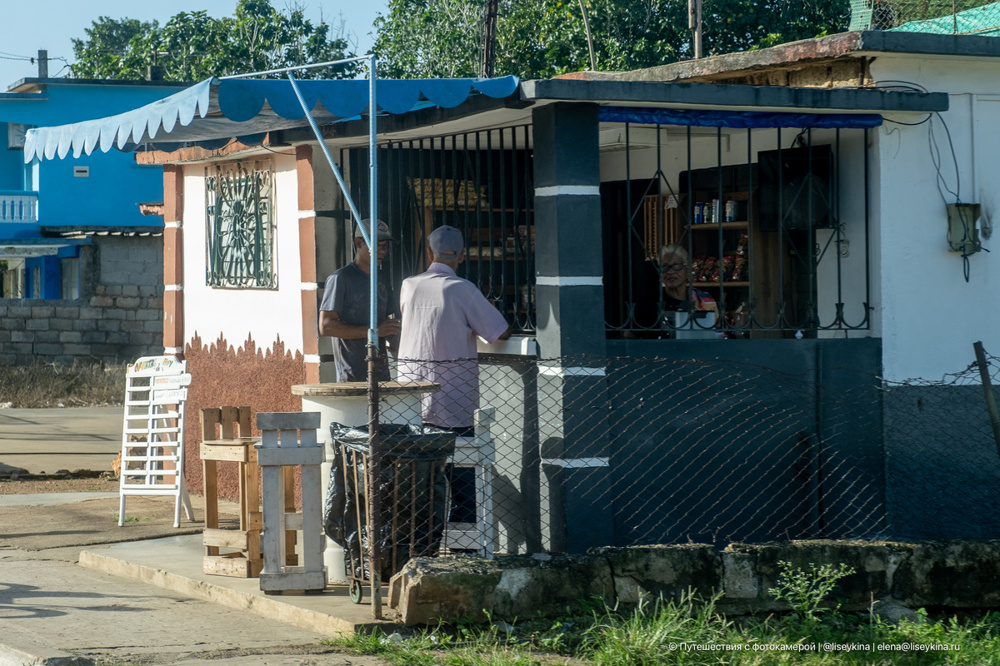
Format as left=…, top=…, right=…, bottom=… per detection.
left=603, top=123, right=871, bottom=339
left=338, top=126, right=536, bottom=333
left=205, top=161, right=275, bottom=289
left=851, top=0, right=1000, bottom=33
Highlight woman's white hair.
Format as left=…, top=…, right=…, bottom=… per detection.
left=660, top=244, right=689, bottom=264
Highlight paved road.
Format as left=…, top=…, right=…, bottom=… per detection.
left=0, top=408, right=393, bottom=665
left=0, top=406, right=123, bottom=475
left=0, top=546, right=387, bottom=666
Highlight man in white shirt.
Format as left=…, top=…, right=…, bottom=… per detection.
left=397, top=225, right=510, bottom=436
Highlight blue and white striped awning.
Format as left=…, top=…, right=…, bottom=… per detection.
left=24, top=75, right=520, bottom=161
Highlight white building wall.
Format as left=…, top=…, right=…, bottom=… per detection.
left=181, top=153, right=304, bottom=354
left=871, top=56, right=1000, bottom=381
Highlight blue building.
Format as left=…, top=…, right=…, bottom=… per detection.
left=0, top=72, right=187, bottom=299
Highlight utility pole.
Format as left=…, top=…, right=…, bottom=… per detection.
left=578, top=0, right=596, bottom=71
left=36, top=50, right=48, bottom=78
left=688, top=0, right=703, bottom=59
left=481, top=0, right=499, bottom=78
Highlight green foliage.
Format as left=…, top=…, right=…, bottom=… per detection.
left=373, top=0, right=850, bottom=79
left=584, top=589, right=733, bottom=665
left=70, top=0, right=358, bottom=81
left=324, top=600, right=1000, bottom=665
left=71, top=16, right=158, bottom=79
left=769, top=560, right=856, bottom=623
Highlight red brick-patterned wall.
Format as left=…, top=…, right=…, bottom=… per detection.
left=162, top=165, right=185, bottom=356
left=296, top=144, right=321, bottom=384
left=183, top=333, right=305, bottom=502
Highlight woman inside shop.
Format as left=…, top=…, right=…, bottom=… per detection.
left=658, top=244, right=719, bottom=338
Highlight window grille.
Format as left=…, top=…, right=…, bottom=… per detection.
left=205, top=160, right=276, bottom=289
left=337, top=126, right=535, bottom=333
left=604, top=124, right=871, bottom=339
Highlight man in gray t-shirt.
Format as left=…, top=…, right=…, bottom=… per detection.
left=318, top=220, right=400, bottom=382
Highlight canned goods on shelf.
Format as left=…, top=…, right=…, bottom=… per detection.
left=725, top=200, right=737, bottom=222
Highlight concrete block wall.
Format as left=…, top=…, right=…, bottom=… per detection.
left=0, top=235, right=163, bottom=366
left=390, top=540, right=1000, bottom=626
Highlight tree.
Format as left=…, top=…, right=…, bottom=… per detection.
left=70, top=0, right=358, bottom=81
left=71, top=16, right=159, bottom=79
left=373, top=0, right=850, bottom=80
left=372, top=0, right=485, bottom=78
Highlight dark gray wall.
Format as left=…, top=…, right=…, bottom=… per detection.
left=883, top=385, right=1000, bottom=540
left=0, top=235, right=163, bottom=366
left=605, top=338, right=885, bottom=546
left=481, top=338, right=887, bottom=553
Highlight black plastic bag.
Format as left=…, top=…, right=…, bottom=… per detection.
left=323, top=422, right=456, bottom=583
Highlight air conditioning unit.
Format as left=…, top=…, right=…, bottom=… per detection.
left=7, top=123, right=29, bottom=150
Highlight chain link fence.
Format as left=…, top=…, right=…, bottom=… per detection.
left=366, top=347, right=1000, bottom=559
left=851, top=0, right=1000, bottom=34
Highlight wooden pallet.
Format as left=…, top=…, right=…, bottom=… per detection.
left=256, top=411, right=325, bottom=594
left=200, top=406, right=263, bottom=578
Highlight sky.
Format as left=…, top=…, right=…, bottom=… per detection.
left=0, top=0, right=388, bottom=86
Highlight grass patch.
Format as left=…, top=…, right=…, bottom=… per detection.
left=325, top=562, right=1000, bottom=665
left=0, top=360, right=126, bottom=408
left=330, top=603, right=1000, bottom=665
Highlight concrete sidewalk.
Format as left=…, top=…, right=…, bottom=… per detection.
left=0, top=408, right=399, bottom=665
left=0, top=406, right=123, bottom=475
left=80, top=534, right=394, bottom=635
left=0, top=495, right=398, bottom=665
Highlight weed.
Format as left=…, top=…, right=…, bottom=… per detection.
left=769, top=560, right=855, bottom=623
left=0, top=360, right=126, bottom=408
left=114, top=514, right=148, bottom=523
left=325, top=572, right=1000, bottom=666
left=583, top=589, right=732, bottom=665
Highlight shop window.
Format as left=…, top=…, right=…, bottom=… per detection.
left=337, top=127, right=535, bottom=334
left=205, top=160, right=276, bottom=288
left=603, top=124, right=870, bottom=339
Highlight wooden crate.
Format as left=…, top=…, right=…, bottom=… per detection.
left=200, top=406, right=263, bottom=578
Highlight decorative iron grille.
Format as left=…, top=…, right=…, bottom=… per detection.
left=205, top=160, right=276, bottom=288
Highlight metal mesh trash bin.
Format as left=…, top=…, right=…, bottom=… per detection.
left=323, top=422, right=456, bottom=603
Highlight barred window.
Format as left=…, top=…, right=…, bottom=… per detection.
left=205, top=161, right=276, bottom=288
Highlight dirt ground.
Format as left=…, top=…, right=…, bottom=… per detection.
left=0, top=476, right=232, bottom=552
left=0, top=476, right=119, bottom=494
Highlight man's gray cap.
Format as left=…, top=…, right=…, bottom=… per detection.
left=428, top=224, right=464, bottom=259
left=355, top=219, right=394, bottom=242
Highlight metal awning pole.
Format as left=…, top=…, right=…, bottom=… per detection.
left=286, top=61, right=383, bottom=617
left=368, top=56, right=378, bottom=349
left=285, top=72, right=368, bottom=245
left=365, top=53, right=383, bottom=621
left=222, top=56, right=370, bottom=80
